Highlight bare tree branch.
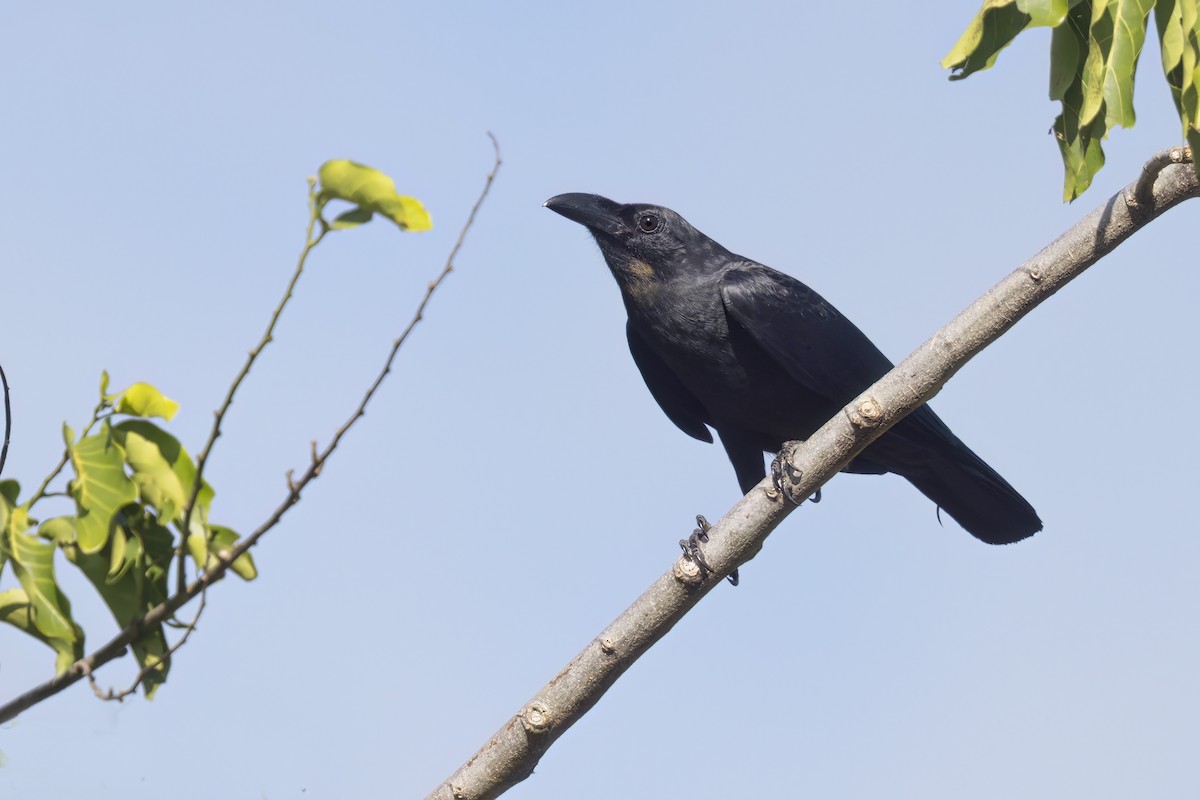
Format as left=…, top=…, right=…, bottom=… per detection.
left=0, top=135, right=502, bottom=724
left=425, top=146, right=1197, bottom=800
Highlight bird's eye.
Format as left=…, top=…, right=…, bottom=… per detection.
left=636, top=213, right=661, bottom=233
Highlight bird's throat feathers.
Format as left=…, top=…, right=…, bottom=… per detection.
left=595, top=235, right=660, bottom=299
left=616, top=258, right=658, bottom=299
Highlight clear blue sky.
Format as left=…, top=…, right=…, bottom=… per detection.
left=2, top=3, right=1197, bottom=798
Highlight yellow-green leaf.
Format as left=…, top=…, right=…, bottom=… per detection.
left=3, top=484, right=31, bottom=540
left=6, top=504, right=31, bottom=537
left=115, top=382, right=180, bottom=421
left=2, top=528, right=83, bottom=674
left=0, top=490, right=11, bottom=579
left=316, top=160, right=432, bottom=233
left=68, top=423, right=138, bottom=553
left=38, top=516, right=76, bottom=546
left=0, top=587, right=80, bottom=675
left=113, top=420, right=212, bottom=527
left=187, top=524, right=256, bottom=581
left=1018, top=0, right=1070, bottom=26
left=6, top=532, right=76, bottom=639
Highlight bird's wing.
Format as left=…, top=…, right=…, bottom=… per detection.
left=720, top=263, right=965, bottom=451
left=719, top=262, right=897, bottom=404
left=626, top=321, right=714, bottom=443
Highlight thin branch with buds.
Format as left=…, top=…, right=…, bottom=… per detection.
left=176, top=186, right=329, bottom=595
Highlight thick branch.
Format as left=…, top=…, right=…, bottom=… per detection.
left=426, top=147, right=1197, bottom=800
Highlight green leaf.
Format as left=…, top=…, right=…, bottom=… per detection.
left=942, top=1, right=1033, bottom=78
left=112, top=420, right=212, bottom=528
left=1155, top=0, right=1186, bottom=74
left=53, top=512, right=174, bottom=697
left=1099, top=0, right=1156, bottom=129
left=947, top=0, right=1171, bottom=199
left=1050, top=13, right=1085, bottom=100
left=2, top=528, right=83, bottom=674
left=99, top=370, right=110, bottom=399
left=944, top=0, right=1096, bottom=78
left=330, top=206, right=376, bottom=230
left=316, top=160, right=433, bottom=232
left=68, top=422, right=139, bottom=553
left=0, top=480, right=19, bottom=506
left=114, top=382, right=180, bottom=421
left=187, top=524, right=256, bottom=581
left=1154, top=0, right=1200, bottom=163
left=1055, top=111, right=1108, bottom=199
left=1078, top=3, right=1110, bottom=125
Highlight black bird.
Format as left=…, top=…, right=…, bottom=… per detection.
left=545, top=193, right=1041, bottom=551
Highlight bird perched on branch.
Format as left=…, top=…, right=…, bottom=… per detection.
left=545, top=193, right=1041, bottom=569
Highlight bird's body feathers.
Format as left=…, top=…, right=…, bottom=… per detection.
left=546, top=192, right=1041, bottom=545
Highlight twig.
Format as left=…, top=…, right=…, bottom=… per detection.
left=0, top=361, right=10, bottom=477
left=424, top=147, right=1199, bottom=800
left=24, top=401, right=107, bottom=508
left=177, top=181, right=328, bottom=594
left=0, top=134, right=502, bottom=726
left=90, top=587, right=207, bottom=702
left=1130, top=145, right=1193, bottom=213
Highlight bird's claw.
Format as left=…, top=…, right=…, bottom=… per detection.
left=770, top=442, right=821, bottom=505
left=679, top=515, right=715, bottom=576
left=770, top=443, right=807, bottom=504
left=679, top=515, right=738, bottom=586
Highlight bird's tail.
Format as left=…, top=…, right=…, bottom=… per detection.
left=897, top=438, right=1042, bottom=545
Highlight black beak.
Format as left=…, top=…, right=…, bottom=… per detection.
left=544, top=193, right=623, bottom=235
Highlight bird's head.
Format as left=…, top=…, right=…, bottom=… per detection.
left=544, top=193, right=724, bottom=287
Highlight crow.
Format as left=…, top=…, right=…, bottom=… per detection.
left=545, top=193, right=1041, bottom=565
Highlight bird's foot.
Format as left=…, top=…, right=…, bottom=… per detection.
left=770, top=442, right=821, bottom=505
left=770, top=442, right=806, bottom=504
left=678, top=514, right=738, bottom=586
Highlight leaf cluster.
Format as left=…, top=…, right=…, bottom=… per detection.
left=944, top=0, right=1200, bottom=199
left=0, top=158, right=437, bottom=711
left=0, top=376, right=253, bottom=698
